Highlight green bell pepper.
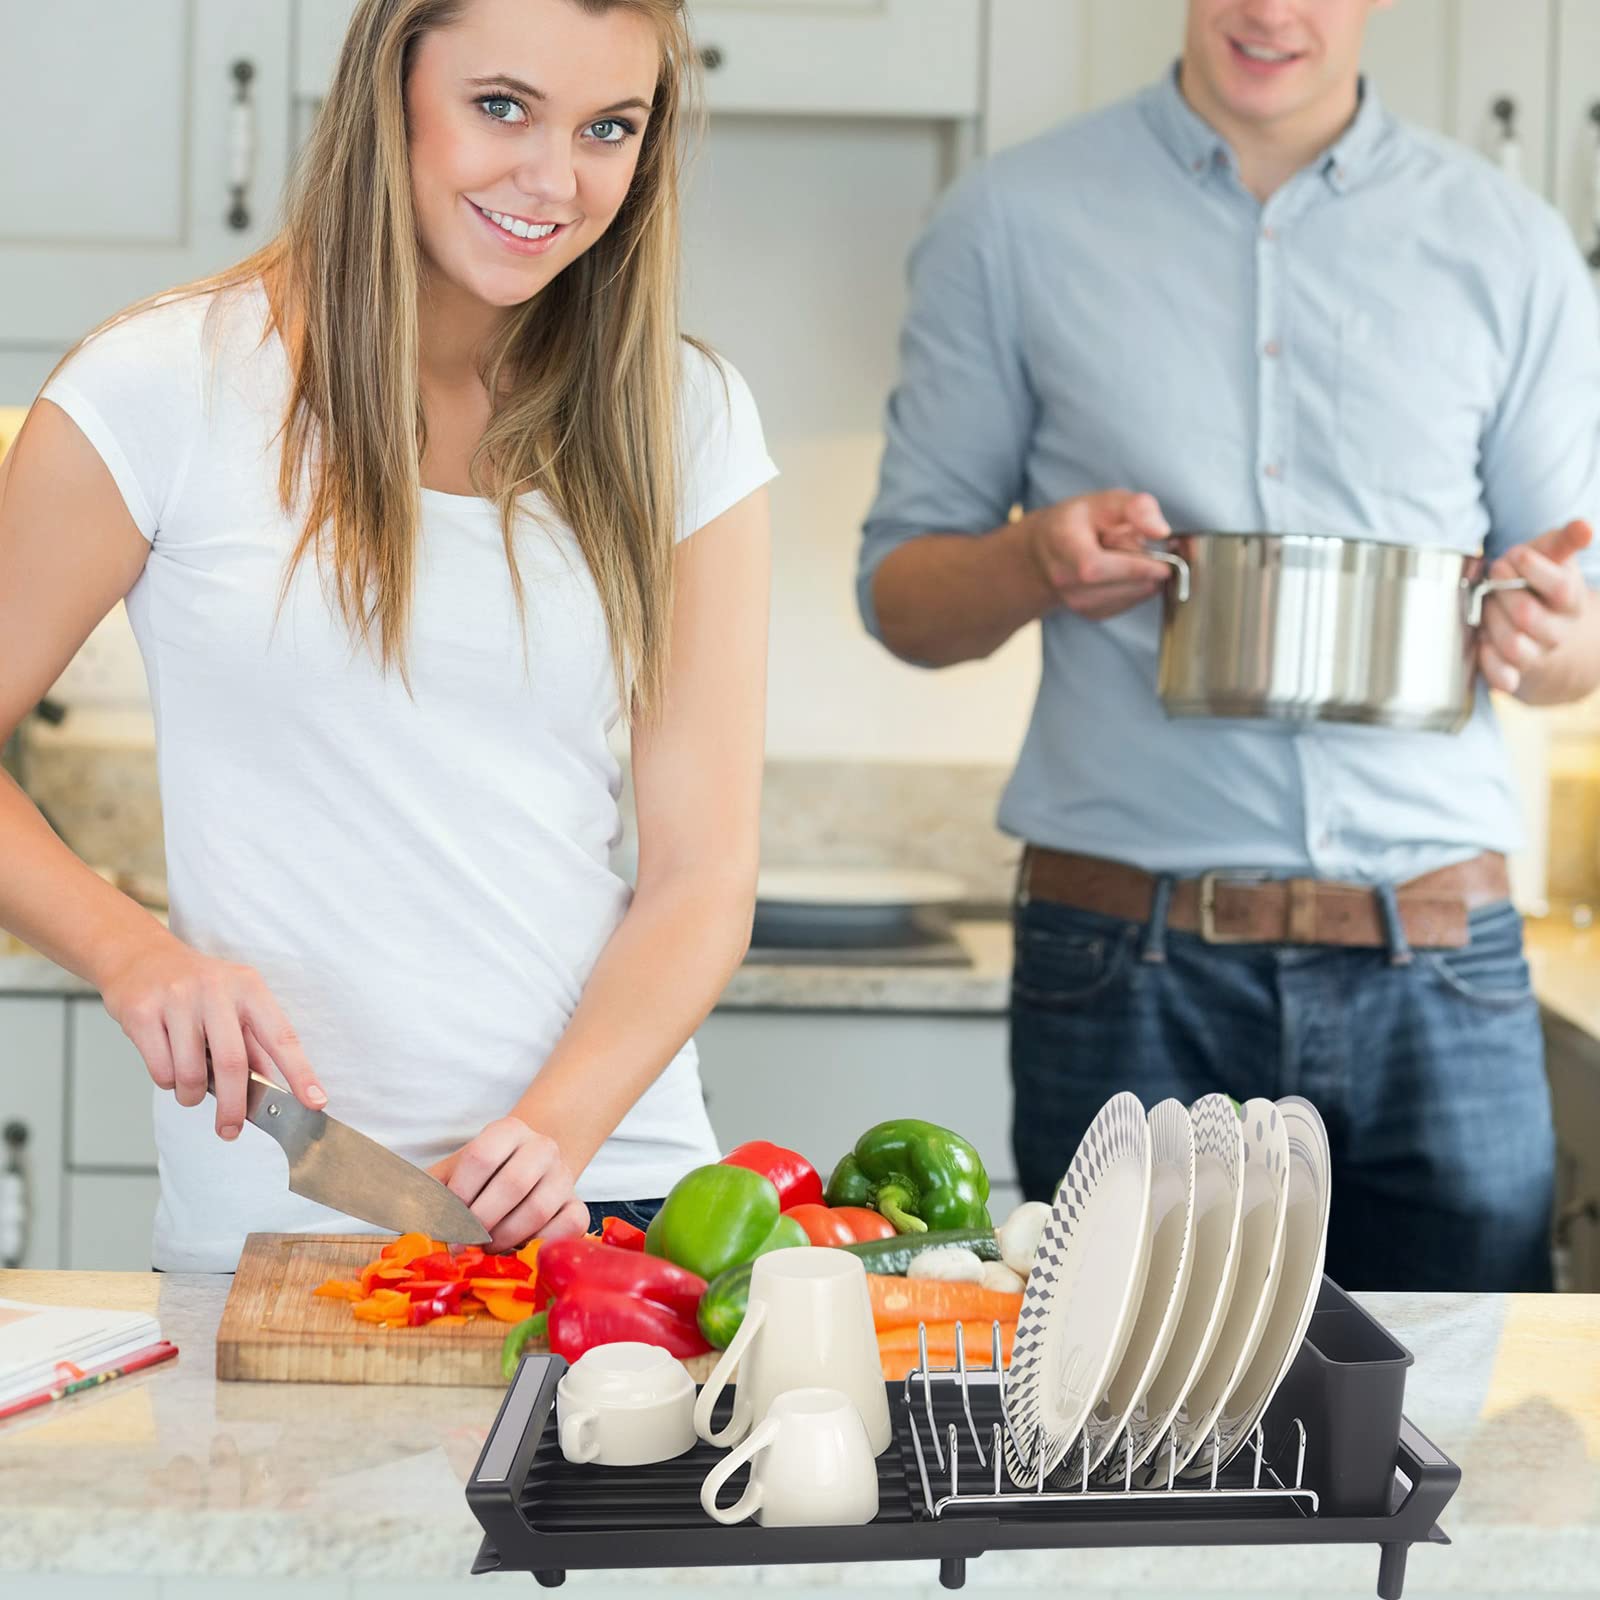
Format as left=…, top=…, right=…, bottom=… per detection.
left=824, top=1118, right=992, bottom=1234
left=644, top=1162, right=808, bottom=1281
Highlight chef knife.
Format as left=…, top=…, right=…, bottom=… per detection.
left=204, top=1057, right=492, bottom=1246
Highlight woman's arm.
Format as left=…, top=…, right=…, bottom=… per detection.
left=0, top=403, right=329, bottom=1136
left=426, top=470, right=772, bottom=1249
left=512, top=483, right=771, bottom=1173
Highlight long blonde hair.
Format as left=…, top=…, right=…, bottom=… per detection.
left=45, top=0, right=703, bottom=718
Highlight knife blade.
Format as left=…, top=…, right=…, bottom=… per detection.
left=205, top=1058, right=493, bottom=1246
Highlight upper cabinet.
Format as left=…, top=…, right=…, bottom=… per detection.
left=294, top=0, right=981, bottom=119
left=0, top=0, right=293, bottom=395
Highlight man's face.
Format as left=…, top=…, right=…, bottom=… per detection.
left=404, top=0, right=659, bottom=311
left=1183, top=0, right=1390, bottom=128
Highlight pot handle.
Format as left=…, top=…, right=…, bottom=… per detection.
left=1466, top=575, right=1529, bottom=627
left=1145, top=549, right=1190, bottom=603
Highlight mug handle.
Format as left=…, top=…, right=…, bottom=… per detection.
left=700, top=1414, right=780, bottom=1526
left=694, top=1299, right=766, bottom=1448
left=559, top=1408, right=599, bottom=1465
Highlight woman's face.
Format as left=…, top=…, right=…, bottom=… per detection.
left=405, top=0, right=660, bottom=310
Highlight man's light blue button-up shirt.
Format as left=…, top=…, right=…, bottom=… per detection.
left=858, top=68, right=1600, bottom=883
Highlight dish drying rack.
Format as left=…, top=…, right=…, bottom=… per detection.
left=466, top=1277, right=1460, bottom=1598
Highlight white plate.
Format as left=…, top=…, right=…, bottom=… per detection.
left=1001, top=1091, right=1153, bottom=1489
left=1207, top=1096, right=1332, bottom=1471
left=1077, top=1098, right=1197, bottom=1480
left=1172, top=1097, right=1290, bottom=1480
left=754, top=867, right=968, bottom=908
left=1125, top=1094, right=1245, bottom=1479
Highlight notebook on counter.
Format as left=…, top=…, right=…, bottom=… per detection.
left=0, top=1297, right=163, bottom=1407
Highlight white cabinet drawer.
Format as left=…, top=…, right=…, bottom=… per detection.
left=64, top=1172, right=162, bottom=1271
left=69, top=999, right=158, bottom=1169
left=0, top=996, right=66, bottom=1267
left=696, top=1011, right=1014, bottom=1200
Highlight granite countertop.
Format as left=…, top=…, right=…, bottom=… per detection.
left=0, top=1272, right=1595, bottom=1591
left=0, top=919, right=1018, bottom=1013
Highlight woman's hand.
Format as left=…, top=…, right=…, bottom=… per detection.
left=99, top=933, right=327, bottom=1142
left=426, top=1116, right=591, bottom=1251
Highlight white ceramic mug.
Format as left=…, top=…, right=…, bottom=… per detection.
left=692, top=1247, right=891, bottom=1455
left=556, top=1341, right=697, bottom=1467
left=699, top=1386, right=879, bottom=1527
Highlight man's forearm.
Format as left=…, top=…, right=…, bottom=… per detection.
left=1517, top=585, right=1600, bottom=705
left=511, top=868, right=754, bottom=1179
left=871, top=517, right=1056, bottom=666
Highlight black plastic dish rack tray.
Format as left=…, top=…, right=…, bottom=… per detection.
left=466, top=1276, right=1460, bottom=1598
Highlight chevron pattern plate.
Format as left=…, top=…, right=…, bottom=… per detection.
left=1001, top=1090, right=1152, bottom=1490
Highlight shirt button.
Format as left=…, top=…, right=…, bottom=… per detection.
left=1262, top=225, right=1277, bottom=241
left=1264, top=463, right=1282, bottom=479
left=1264, top=339, right=1281, bottom=358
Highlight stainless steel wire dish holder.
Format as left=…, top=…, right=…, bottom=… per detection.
left=465, top=1276, right=1461, bottom=1600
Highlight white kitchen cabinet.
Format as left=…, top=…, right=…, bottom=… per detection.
left=64, top=1172, right=162, bottom=1272
left=0, top=0, right=294, bottom=401
left=68, top=997, right=159, bottom=1171
left=694, top=1010, right=1018, bottom=1213
left=294, top=0, right=981, bottom=119
left=0, top=998, right=66, bottom=1268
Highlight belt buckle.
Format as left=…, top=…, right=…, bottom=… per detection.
left=1197, top=869, right=1274, bottom=944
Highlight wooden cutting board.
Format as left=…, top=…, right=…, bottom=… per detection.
left=215, top=1232, right=721, bottom=1387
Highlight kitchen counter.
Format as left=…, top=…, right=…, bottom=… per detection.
left=0, top=1271, right=1595, bottom=1595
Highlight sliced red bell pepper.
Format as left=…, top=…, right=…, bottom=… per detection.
left=469, top=1253, right=533, bottom=1280
left=720, top=1140, right=824, bottom=1211
left=600, top=1215, right=647, bottom=1251
left=546, top=1284, right=711, bottom=1360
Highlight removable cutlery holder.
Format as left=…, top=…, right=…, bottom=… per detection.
left=1260, top=1277, right=1415, bottom=1517
left=466, top=1276, right=1457, bottom=1599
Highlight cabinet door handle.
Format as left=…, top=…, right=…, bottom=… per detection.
left=1586, top=104, right=1600, bottom=271
left=1, top=1120, right=32, bottom=1269
left=1490, top=96, right=1521, bottom=185
left=227, top=59, right=257, bottom=232
left=698, top=44, right=725, bottom=71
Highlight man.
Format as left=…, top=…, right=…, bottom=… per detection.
left=856, top=0, right=1600, bottom=1291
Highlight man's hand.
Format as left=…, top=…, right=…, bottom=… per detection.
left=1478, top=519, right=1594, bottom=696
left=1023, top=489, right=1177, bottom=621
left=426, top=1115, right=591, bottom=1251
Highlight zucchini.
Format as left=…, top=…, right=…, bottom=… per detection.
left=840, top=1227, right=1000, bottom=1277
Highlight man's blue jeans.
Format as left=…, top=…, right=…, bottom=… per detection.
left=1008, top=876, right=1555, bottom=1292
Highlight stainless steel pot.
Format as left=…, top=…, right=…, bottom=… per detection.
left=1147, top=532, right=1528, bottom=733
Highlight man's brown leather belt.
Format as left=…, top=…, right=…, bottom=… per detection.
left=1018, top=846, right=1512, bottom=949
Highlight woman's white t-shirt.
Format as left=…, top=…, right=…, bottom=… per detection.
left=39, top=281, right=778, bottom=1271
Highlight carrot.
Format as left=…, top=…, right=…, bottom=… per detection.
left=866, top=1274, right=1023, bottom=1332
left=876, top=1319, right=1016, bottom=1357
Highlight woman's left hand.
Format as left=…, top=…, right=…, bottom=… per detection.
left=425, top=1116, right=591, bottom=1251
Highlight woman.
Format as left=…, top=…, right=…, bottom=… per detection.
left=0, top=0, right=774, bottom=1271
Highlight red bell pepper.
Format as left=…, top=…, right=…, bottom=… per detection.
left=533, top=1236, right=706, bottom=1319
left=470, top=1253, right=533, bottom=1280
left=720, top=1140, right=824, bottom=1212
left=600, top=1215, right=647, bottom=1251
left=546, top=1285, right=711, bottom=1360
